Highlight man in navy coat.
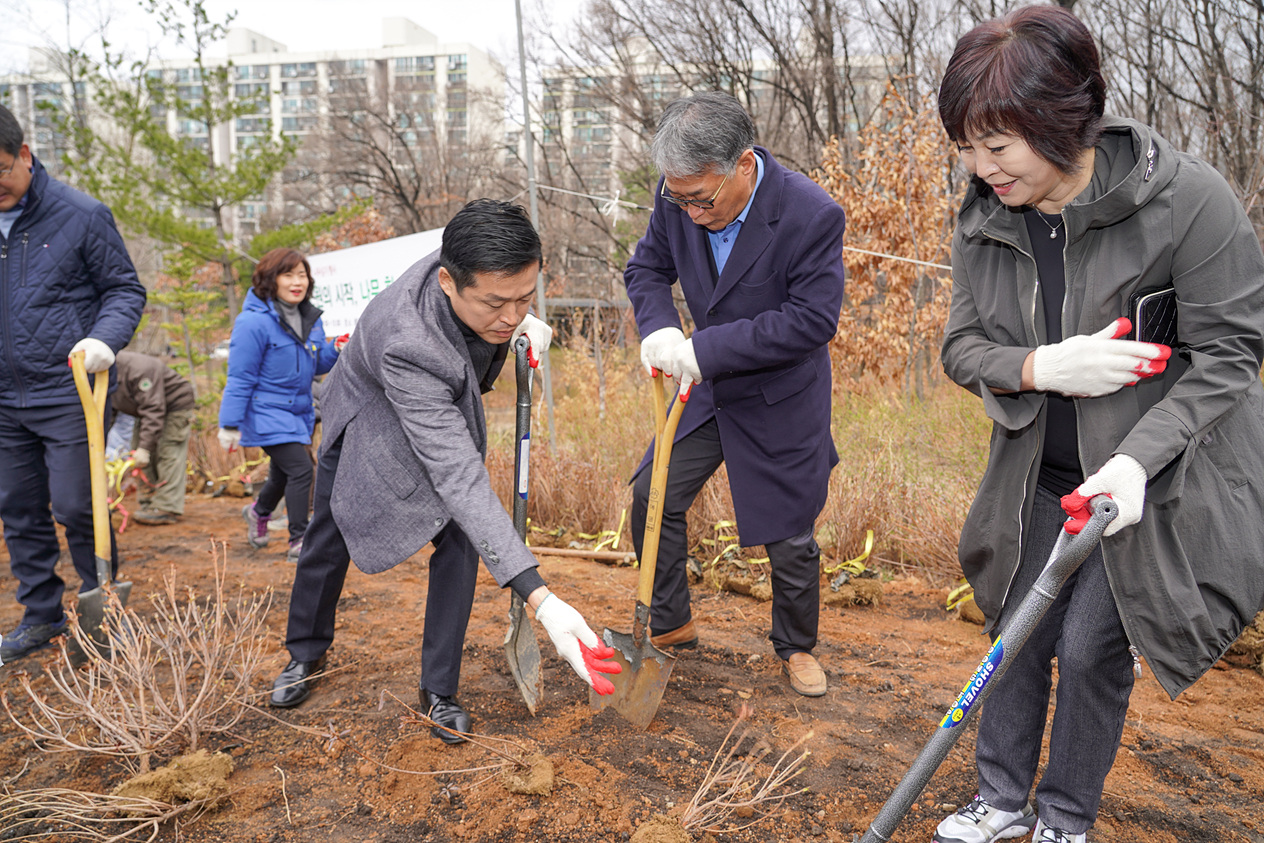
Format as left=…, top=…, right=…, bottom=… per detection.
left=624, top=92, right=845, bottom=697
left=0, top=104, right=146, bottom=662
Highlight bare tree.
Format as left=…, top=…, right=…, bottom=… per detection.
left=289, top=61, right=506, bottom=235
left=1083, top=0, right=1264, bottom=228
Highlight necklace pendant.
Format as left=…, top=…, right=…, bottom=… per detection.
left=1050, top=229, right=1058, bottom=239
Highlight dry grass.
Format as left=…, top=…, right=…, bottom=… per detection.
left=486, top=343, right=990, bottom=584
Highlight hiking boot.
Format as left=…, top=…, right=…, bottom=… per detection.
left=782, top=651, right=827, bottom=696
left=934, top=795, right=1036, bottom=843
left=133, top=509, right=181, bottom=526
left=286, top=537, right=303, bottom=563
left=1, top=619, right=69, bottom=662
left=242, top=503, right=270, bottom=548
left=1033, top=819, right=1087, bottom=843
left=650, top=619, right=698, bottom=650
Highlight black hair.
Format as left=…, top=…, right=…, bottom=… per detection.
left=0, top=104, right=24, bottom=157
left=440, top=199, right=542, bottom=291
left=938, top=5, right=1106, bottom=175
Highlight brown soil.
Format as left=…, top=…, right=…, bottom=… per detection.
left=2, top=495, right=1262, bottom=842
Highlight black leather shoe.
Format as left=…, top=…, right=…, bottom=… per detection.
left=419, top=686, right=470, bottom=744
left=270, top=656, right=326, bottom=708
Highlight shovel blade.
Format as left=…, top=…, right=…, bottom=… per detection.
left=505, top=592, right=543, bottom=715
left=76, top=560, right=133, bottom=649
left=589, top=626, right=676, bottom=730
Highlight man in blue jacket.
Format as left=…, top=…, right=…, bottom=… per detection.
left=0, top=104, right=147, bottom=662
left=623, top=93, right=846, bottom=697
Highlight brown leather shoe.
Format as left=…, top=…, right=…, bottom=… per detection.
left=782, top=651, right=827, bottom=697
left=650, top=619, right=698, bottom=650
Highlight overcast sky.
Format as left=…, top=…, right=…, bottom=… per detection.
left=4, top=0, right=577, bottom=74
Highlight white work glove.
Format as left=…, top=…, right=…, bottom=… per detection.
left=1075, top=454, right=1148, bottom=537
left=533, top=593, right=621, bottom=695
left=217, top=427, right=241, bottom=452
left=510, top=313, right=553, bottom=368
left=131, top=447, right=151, bottom=468
left=1032, top=318, right=1170, bottom=398
left=664, top=337, right=701, bottom=396
left=69, top=338, right=115, bottom=373
left=639, top=326, right=685, bottom=376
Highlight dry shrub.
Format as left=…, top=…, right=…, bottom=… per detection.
left=0, top=786, right=223, bottom=842
left=2, top=542, right=272, bottom=774
left=680, top=703, right=811, bottom=833
left=815, top=86, right=958, bottom=396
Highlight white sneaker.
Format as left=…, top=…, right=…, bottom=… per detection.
left=1033, top=818, right=1087, bottom=843
left=934, top=795, right=1037, bottom=843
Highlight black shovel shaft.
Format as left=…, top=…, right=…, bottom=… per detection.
left=858, top=496, right=1118, bottom=843
left=512, top=336, right=532, bottom=535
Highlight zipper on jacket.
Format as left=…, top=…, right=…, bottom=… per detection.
left=981, top=226, right=1042, bottom=616
left=1, top=233, right=33, bottom=405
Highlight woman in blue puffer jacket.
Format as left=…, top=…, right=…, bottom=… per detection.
left=217, top=248, right=345, bottom=562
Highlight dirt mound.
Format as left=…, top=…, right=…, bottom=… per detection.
left=111, top=750, right=234, bottom=806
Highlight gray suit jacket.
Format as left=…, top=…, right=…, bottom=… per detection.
left=319, top=251, right=537, bottom=582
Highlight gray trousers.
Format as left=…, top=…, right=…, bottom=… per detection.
left=976, top=486, right=1136, bottom=834
left=131, top=408, right=192, bottom=516
left=630, top=417, right=821, bottom=659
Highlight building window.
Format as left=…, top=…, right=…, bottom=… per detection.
left=447, top=54, right=467, bottom=71
left=281, top=62, right=316, bottom=78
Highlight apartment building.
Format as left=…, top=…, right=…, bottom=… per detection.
left=0, top=17, right=505, bottom=239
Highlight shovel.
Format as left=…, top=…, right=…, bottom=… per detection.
left=855, top=495, right=1118, bottom=843
left=590, top=369, right=690, bottom=730
left=504, top=335, right=543, bottom=714
left=70, top=351, right=133, bottom=648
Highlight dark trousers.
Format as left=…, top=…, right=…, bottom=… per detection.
left=257, top=441, right=313, bottom=543
left=283, top=434, right=480, bottom=697
left=0, top=402, right=118, bottom=626
left=976, top=486, right=1136, bottom=834
left=630, top=418, right=821, bottom=659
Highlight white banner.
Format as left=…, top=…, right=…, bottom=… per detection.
left=308, top=227, right=444, bottom=335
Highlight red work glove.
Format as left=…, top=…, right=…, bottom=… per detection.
left=1061, top=454, right=1147, bottom=536
left=334, top=333, right=351, bottom=352
left=511, top=314, right=553, bottom=368
left=1033, top=318, right=1170, bottom=398
left=534, top=593, right=622, bottom=694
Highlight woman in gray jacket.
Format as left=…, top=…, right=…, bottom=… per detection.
left=933, top=7, right=1264, bottom=843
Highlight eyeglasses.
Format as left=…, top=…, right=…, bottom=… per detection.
left=660, top=173, right=729, bottom=210
left=0, top=157, right=19, bottom=179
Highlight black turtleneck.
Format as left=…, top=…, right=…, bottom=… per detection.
left=447, top=297, right=544, bottom=598
left=449, top=299, right=509, bottom=395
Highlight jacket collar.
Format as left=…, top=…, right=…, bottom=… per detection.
left=709, top=146, right=784, bottom=303
left=243, top=288, right=323, bottom=343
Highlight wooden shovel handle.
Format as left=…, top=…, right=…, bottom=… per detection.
left=70, top=352, right=111, bottom=564
left=638, top=372, right=688, bottom=606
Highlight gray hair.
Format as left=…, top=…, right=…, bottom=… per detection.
left=651, top=92, right=755, bottom=179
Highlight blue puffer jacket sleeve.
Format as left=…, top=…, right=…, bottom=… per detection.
left=313, top=318, right=340, bottom=376
left=219, top=310, right=268, bottom=431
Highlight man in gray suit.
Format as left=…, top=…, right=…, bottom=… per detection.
left=270, top=200, right=619, bottom=743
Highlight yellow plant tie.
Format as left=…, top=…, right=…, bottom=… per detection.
left=946, top=579, right=975, bottom=611
left=824, top=529, right=873, bottom=575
